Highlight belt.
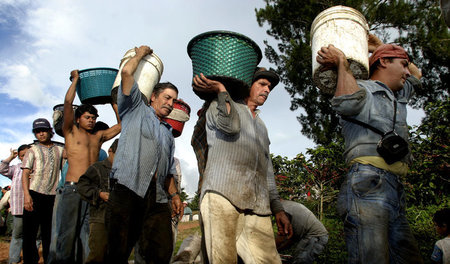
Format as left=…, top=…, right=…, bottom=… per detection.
left=64, top=181, right=77, bottom=186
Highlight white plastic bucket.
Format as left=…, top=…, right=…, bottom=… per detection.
left=112, top=48, right=164, bottom=101
left=311, top=6, right=369, bottom=94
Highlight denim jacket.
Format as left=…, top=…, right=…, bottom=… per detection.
left=331, top=76, right=421, bottom=164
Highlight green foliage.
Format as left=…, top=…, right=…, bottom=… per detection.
left=189, top=191, right=200, bottom=210
left=405, top=200, right=450, bottom=263
left=407, top=99, right=450, bottom=205
left=272, top=154, right=310, bottom=200
left=179, top=187, right=189, bottom=202
left=316, top=214, right=347, bottom=263
left=256, top=0, right=450, bottom=145
left=272, top=139, right=347, bottom=219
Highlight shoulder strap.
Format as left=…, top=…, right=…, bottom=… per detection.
left=341, top=115, right=385, bottom=135
left=392, top=100, right=397, bottom=131
left=341, top=98, right=398, bottom=136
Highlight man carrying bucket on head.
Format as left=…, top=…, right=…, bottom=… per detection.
left=48, top=70, right=122, bottom=264
left=316, top=34, right=423, bottom=263
left=105, top=45, right=182, bottom=264
left=192, top=67, right=293, bottom=264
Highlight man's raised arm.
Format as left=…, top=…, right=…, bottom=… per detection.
left=63, top=70, right=79, bottom=136
left=121, top=46, right=153, bottom=96
left=316, top=44, right=360, bottom=97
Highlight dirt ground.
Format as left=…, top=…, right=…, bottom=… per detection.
left=0, top=221, right=201, bottom=264
left=178, top=221, right=200, bottom=231
left=0, top=237, right=44, bottom=264
left=0, top=239, right=11, bottom=264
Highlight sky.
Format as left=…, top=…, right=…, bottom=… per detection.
left=0, top=0, right=425, bottom=197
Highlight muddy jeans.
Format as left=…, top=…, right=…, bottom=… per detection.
left=200, top=191, right=281, bottom=264
left=337, top=163, right=423, bottom=264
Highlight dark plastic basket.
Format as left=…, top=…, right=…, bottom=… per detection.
left=76, top=68, right=118, bottom=105
left=52, top=104, right=78, bottom=137
left=187, top=31, right=262, bottom=100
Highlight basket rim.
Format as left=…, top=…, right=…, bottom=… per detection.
left=53, top=104, right=79, bottom=111
left=187, top=30, right=262, bottom=62
left=78, top=67, right=119, bottom=74
left=70, top=67, right=118, bottom=81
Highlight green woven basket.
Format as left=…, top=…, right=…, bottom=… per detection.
left=187, top=30, right=262, bottom=100
left=76, top=68, right=118, bottom=105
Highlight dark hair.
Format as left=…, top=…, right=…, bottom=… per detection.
left=18, top=144, right=31, bottom=153
left=434, top=208, right=450, bottom=231
left=369, top=57, right=394, bottom=77
left=109, top=139, right=119, bottom=153
left=75, top=104, right=99, bottom=119
left=152, top=82, right=178, bottom=98
left=93, top=121, right=109, bottom=132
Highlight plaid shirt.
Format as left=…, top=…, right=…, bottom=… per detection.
left=22, top=143, right=64, bottom=195
left=0, top=161, right=24, bottom=215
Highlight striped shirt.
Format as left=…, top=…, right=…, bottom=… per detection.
left=111, top=81, right=176, bottom=201
left=22, top=143, right=64, bottom=195
left=0, top=161, right=25, bottom=215
left=201, top=92, right=283, bottom=215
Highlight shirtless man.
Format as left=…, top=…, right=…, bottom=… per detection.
left=48, top=70, right=121, bottom=264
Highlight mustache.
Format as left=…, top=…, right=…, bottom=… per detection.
left=259, top=92, right=269, bottom=97
left=162, top=105, right=173, bottom=111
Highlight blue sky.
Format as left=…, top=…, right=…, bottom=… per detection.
left=0, top=0, right=425, bottom=196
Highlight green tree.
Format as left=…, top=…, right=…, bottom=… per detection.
left=272, top=154, right=309, bottom=200
left=272, top=138, right=346, bottom=219
left=304, top=139, right=347, bottom=219
left=256, top=0, right=450, bottom=145
left=179, top=187, right=189, bottom=202
left=189, top=191, right=200, bottom=210
left=407, top=99, right=450, bottom=205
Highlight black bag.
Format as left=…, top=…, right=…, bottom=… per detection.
left=377, top=131, right=409, bottom=164
left=342, top=100, right=409, bottom=165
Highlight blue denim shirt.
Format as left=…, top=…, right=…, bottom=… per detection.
left=111, top=81, right=176, bottom=201
left=331, top=76, right=421, bottom=164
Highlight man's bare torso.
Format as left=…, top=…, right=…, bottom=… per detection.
left=65, top=127, right=104, bottom=182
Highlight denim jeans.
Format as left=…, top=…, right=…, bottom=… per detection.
left=48, top=188, right=61, bottom=263
left=9, top=215, right=23, bottom=263
left=292, top=235, right=328, bottom=264
left=337, top=163, right=423, bottom=264
left=48, top=183, right=90, bottom=264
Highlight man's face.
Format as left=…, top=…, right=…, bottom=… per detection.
left=77, top=112, right=97, bottom=130
left=18, top=149, right=28, bottom=162
left=34, top=129, right=52, bottom=144
left=151, top=88, right=178, bottom=119
left=248, top=78, right=272, bottom=107
left=383, top=58, right=411, bottom=92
